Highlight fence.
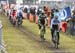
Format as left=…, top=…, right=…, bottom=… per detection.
left=0, top=21, right=7, bottom=53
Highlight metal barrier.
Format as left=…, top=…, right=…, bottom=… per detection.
left=0, top=21, right=7, bottom=53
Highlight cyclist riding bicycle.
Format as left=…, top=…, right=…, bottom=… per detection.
left=11, top=9, right=17, bottom=25
left=17, top=9, right=23, bottom=19
left=37, top=8, right=42, bottom=16
left=38, top=10, right=47, bottom=40
left=16, top=9, right=23, bottom=26
left=50, top=14, right=62, bottom=44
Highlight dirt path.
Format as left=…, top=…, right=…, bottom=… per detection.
left=18, top=26, right=69, bottom=53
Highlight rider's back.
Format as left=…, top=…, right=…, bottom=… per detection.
left=39, top=14, right=46, bottom=20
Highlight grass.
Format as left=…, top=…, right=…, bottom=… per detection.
left=22, top=20, right=75, bottom=52
left=0, top=14, right=54, bottom=53
left=0, top=14, right=75, bottom=53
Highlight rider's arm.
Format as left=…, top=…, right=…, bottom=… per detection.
left=58, top=19, right=62, bottom=29
left=50, top=19, right=54, bottom=29
left=45, top=15, right=48, bottom=25
left=38, top=15, right=41, bottom=24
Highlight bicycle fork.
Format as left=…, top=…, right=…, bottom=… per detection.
left=40, top=26, right=45, bottom=41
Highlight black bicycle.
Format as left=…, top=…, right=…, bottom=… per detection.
left=40, top=25, right=45, bottom=42
left=52, top=29, right=59, bottom=49
left=17, top=17, right=23, bottom=27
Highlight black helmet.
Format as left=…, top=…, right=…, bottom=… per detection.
left=39, top=9, right=42, bottom=12
left=41, top=10, right=45, bottom=15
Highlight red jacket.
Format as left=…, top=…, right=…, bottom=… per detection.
left=12, top=11, right=16, bottom=17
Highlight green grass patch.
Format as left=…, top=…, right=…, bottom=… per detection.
left=22, top=20, right=75, bottom=51
left=0, top=14, right=54, bottom=53
left=0, top=14, right=75, bottom=53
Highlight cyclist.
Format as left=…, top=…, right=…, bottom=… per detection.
left=37, top=8, right=42, bottom=16
left=70, top=10, right=75, bottom=35
left=16, top=8, right=23, bottom=26
left=38, top=10, right=47, bottom=40
left=50, top=14, right=62, bottom=44
left=17, top=8, right=23, bottom=19
left=11, top=9, right=17, bottom=25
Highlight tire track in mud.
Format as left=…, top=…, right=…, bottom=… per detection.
left=17, top=26, right=68, bottom=53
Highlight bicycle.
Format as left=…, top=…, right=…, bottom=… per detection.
left=40, top=24, right=45, bottom=42
left=10, top=16, right=16, bottom=26
left=16, top=17, right=23, bottom=27
left=52, top=29, right=59, bottom=49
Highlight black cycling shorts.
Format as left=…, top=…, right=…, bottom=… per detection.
left=40, top=19, right=45, bottom=25
left=52, top=25, right=58, bottom=30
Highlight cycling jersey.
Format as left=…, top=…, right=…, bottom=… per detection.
left=50, top=18, right=62, bottom=29
left=38, top=14, right=47, bottom=25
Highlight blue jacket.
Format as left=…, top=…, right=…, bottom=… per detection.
left=50, top=18, right=62, bottom=29
left=17, top=10, right=23, bottom=18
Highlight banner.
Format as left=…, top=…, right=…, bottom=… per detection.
left=59, top=7, right=71, bottom=20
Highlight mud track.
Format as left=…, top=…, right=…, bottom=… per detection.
left=17, top=26, right=68, bottom=53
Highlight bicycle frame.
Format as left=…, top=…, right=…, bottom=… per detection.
left=40, top=25, right=45, bottom=41
left=41, top=25, right=45, bottom=35
left=53, top=29, right=59, bottom=49
left=17, top=17, right=23, bottom=27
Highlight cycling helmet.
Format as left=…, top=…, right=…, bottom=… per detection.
left=38, top=8, right=42, bottom=12
left=41, top=10, right=45, bottom=15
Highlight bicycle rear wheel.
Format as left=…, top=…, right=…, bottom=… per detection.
left=40, top=26, right=45, bottom=42
left=53, top=31, right=59, bottom=49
